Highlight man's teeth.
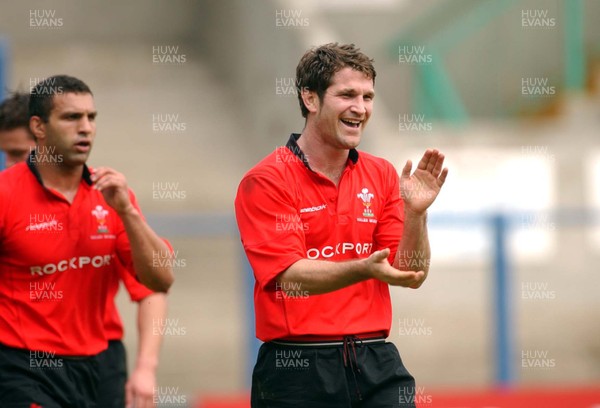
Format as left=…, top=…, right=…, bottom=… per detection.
left=341, top=119, right=361, bottom=127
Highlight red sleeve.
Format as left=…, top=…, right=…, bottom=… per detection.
left=118, top=261, right=153, bottom=302
left=235, top=172, right=306, bottom=290
left=372, top=162, right=404, bottom=264
left=117, top=238, right=173, bottom=301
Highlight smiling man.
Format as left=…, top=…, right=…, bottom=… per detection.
left=0, top=75, right=174, bottom=407
left=235, top=43, right=448, bottom=407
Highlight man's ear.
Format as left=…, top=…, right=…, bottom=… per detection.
left=301, top=88, right=319, bottom=115
left=29, top=116, right=45, bottom=142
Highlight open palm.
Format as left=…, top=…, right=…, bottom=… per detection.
left=400, top=149, right=448, bottom=214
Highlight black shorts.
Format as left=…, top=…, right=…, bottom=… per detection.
left=0, top=343, right=100, bottom=408
left=251, top=338, right=416, bottom=408
left=96, top=340, right=128, bottom=408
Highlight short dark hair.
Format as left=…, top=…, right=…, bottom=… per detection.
left=29, top=75, right=92, bottom=123
left=0, top=91, right=30, bottom=132
left=295, top=43, right=376, bottom=118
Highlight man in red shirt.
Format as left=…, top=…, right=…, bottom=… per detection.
left=235, top=43, right=448, bottom=407
left=0, top=92, right=36, bottom=168
left=0, top=75, right=174, bottom=407
left=0, top=90, right=168, bottom=408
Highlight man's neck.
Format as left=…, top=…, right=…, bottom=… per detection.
left=35, top=154, right=83, bottom=201
left=297, top=128, right=350, bottom=186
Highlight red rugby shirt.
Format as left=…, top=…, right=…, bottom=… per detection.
left=235, top=134, right=405, bottom=341
left=0, top=158, right=145, bottom=355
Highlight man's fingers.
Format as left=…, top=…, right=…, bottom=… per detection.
left=425, top=149, right=439, bottom=173
left=417, top=149, right=433, bottom=171
left=94, top=174, right=128, bottom=193
left=90, top=167, right=124, bottom=185
left=370, top=248, right=390, bottom=262
left=94, top=175, right=118, bottom=191
left=391, top=270, right=425, bottom=287
left=438, top=167, right=449, bottom=187
left=401, top=160, right=412, bottom=178
left=388, top=267, right=425, bottom=288
left=90, top=166, right=110, bottom=181
left=432, top=153, right=445, bottom=178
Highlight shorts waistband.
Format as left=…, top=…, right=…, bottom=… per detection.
left=0, top=342, right=95, bottom=360
left=271, top=333, right=387, bottom=347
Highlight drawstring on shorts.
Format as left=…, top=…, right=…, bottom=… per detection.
left=343, top=335, right=363, bottom=401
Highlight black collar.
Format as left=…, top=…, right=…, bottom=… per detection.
left=27, top=149, right=93, bottom=187
left=285, top=133, right=359, bottom=171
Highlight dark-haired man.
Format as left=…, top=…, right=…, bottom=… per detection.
left=0, top=92, right=36, bottom=168
left=0, top=75, right=174, bottom=407
left=235, top=43, right=448, bottom=407
left=0, top=89, right=167, bottom=408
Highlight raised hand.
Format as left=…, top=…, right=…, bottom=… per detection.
left=91, top=167, right=135, bottom=215
left=400, top=149, right=448, bottom=215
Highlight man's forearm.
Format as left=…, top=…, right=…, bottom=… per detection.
left=395, top=210, right=430, bottom=274
left=119, top=207, right=174, bottom=292
left=278, top=258, right=370, bottom=295
left=136, top=293, right=167, bottom=371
